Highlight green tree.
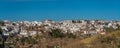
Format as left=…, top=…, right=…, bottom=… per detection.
left=0, top=21, right=4, bottom=26
left=0, top=27, right=2, bottom=35
left=50, top=28, right=65, bottom=38
left=67, top=33, right=76, bottom=38
left=104, top=27, right=116, bottom=33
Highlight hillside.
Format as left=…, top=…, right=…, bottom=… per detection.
left=63, top=30, right=120, bottom=48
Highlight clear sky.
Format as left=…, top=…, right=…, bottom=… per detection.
left=0, top=0, right=120, bottom=21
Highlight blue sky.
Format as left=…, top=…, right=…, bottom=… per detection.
left=0, top=0, right=120, bottom=21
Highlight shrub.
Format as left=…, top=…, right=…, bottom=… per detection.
left=50, top=28, right=65, bottom=38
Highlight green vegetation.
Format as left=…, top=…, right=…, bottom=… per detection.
left=66, top=33, right=76, bottom=38
left=0, top=27, right=2, bottom=35
left=104, top=27, right=116, bottom=33
left=0, top=21, right=4, bottom=26
left=49, top=28, right=65, bottom=38
left=49, top=28, right=77, bottom=38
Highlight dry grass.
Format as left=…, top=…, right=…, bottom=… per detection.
left=62, top=30, right=120, bottom=48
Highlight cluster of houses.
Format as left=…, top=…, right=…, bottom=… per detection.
left=0, top=20, right=120, bottom=37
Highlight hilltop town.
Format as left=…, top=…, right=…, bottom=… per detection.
left=0, top=20, right=120, bottom=48
left=0, top=20, right=120, bottom=37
